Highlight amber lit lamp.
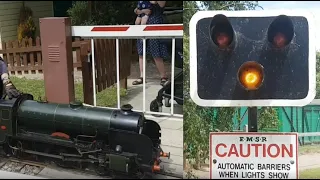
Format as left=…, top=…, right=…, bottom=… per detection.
left=238, top=61, right=264, bottom=90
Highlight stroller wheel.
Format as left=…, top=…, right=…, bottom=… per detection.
left=150, top=99, right=162, bottom=116
left=164, top=98, right=171, bottom=107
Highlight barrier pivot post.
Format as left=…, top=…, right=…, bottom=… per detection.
left=248, top=107, right=258, bottom=132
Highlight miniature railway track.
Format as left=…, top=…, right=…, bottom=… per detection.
left=0, top=154, right=182, bottom=179
left=0, top=156, right=47, bottom=177
left=154, top=171, right=183, bottom=179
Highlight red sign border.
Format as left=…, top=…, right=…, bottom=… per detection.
left=209, top=132, right=299, bottom=179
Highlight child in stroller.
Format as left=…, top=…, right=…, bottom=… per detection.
left=150, top=38, right=183, bottom=113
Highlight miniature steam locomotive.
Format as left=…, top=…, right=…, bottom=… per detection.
left=0, top=93, right=169, bottom=178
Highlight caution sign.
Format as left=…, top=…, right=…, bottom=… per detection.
left=210, top=132, right=298, bottom=179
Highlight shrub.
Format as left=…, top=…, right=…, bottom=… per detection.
left=67, top=1, right=97, bottom=25
left=17, top=6, right=36, bottom=42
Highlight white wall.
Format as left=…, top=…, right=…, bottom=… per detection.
left=24, top=1, right=54, bottom=37
left=0, top=1, right=53, bottom=43
left=0, top=1, right=24, bottom=42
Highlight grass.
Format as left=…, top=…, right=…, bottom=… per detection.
left=299, top=144, right=320, bottom=155
left=10, top=76, right=127, bottom=107
left=300, top=168, right=320, bottom=179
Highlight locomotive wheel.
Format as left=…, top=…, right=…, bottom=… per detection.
left=150, top=99, right=162, bottom=117
left=55, top=148, right=75, bottom=169
left=95, top=164, right=110, bottom=176
left=136, top=172, right=146, bottom=179
left=79, top=162, right=89, bottom=170
left=3, top=143, right=12, bottom=157
left=11, top=141, right=24, bottom=158
left=56, top=160, right=75, bottom=169
left=137, top=172, right=152, bottom=179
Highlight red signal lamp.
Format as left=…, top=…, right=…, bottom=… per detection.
left=273, top=32, right=287, bottom=48
left=267, top=15, right=294, bottom=49
left=215, top=32, right=232, bottom=49
left=210, top=14, right=235, bottom=50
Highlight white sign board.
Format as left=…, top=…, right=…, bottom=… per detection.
left=210, top=132, right=298, bottom=179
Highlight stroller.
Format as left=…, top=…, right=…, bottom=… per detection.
left=150, top=38, right=183, bottom=113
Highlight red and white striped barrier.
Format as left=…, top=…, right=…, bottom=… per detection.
left=71, top=24, right=183, bottom=38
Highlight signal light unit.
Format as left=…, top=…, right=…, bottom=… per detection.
left=189, top=10, right=316, bottom=107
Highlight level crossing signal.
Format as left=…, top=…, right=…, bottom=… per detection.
left=189, top=10, right=316, bottom=107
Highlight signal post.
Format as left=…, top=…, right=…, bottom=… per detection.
left=189, top=10, right=316, bottom=179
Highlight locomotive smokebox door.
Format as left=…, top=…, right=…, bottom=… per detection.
left=0, top=99, right=15, bottom=143
left=0, top=80, right=4, bottom=99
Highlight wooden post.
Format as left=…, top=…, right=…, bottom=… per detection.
left=80, top=42, right=94, bottom=105
left=120, top=78, right=127, bottom=89
left=39, top=17, right=75, bottom=104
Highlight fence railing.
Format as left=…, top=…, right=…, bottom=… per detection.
left=0, top=36, right=134, bottom=105
left=0, top=37, right=84, bottom=75
left=72, top=24, right=184, bottom=118
left=78, top=38, right=134, bottom=105
left=230, top=104, right=320, bottom=145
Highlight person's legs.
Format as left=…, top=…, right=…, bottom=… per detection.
left=153, top=57, right=167, bottom=83
left=148, top=38, right=169, bottom=86
left=139, top=55, right=143, bottom=77
left=132, top=39, right=144, bottom=85
left=154, top=58, right=166, bottom=78
left=133, top=56, right=167, bottom=86
left=141, top=15, right=149, bottom=25
left=132, top=55, right=144, bottom=85
left=135, top=16, right=142, bottom=25
left=133, top=15, right=169, bottom=86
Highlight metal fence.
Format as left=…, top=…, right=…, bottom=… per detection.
left=71, top=24, right=183, bottom=118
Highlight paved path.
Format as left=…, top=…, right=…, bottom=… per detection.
left=146, top=115, right=183, bottom=176
left=123, top=61, right=183, bottom=115
left=122, top=79, right=183, bottom=115
left=299, top=153, right=320, bottom=171
left=124, top=61, right=184, bottom=176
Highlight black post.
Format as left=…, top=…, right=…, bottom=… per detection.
left=248, top=107, right=258, bottom=132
